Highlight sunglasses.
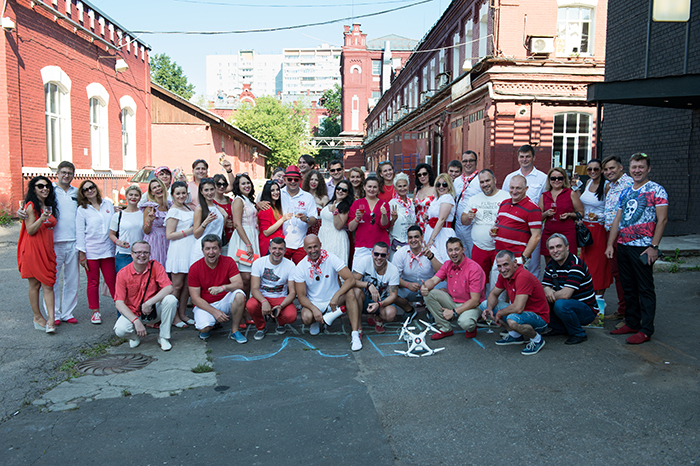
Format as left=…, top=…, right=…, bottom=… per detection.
left=216, top=183, right=228, bottom=188
left=549, top=176, right=565, bottom=182
left=82, top=185, right=96, bottom=192
left=285, top=177, right=300, bottom=182
left=417, top=172, right=429, bottom=177
left=587, top=167, right=600, bottom=172
left=35, top=183, right=50, bottom=190
left=370, top=212, right=376, bottom=225
left=436, top=182, right=449, bottom=188
left=336, top=187, right=348, bottom=193
left=330, top=168, right=342, bottom=173
left=373, top=252, right=388, bottom=258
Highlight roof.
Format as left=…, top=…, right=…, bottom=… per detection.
left=367, top=34, right=418, bottom=51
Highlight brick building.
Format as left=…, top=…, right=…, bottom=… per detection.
left=587, top=0, right=700, bottom=235
left=151, top=83, right=268, bottom=180
left=0, top=0, right=151, bottom=210
left=362, top=0, right=607, bottom=184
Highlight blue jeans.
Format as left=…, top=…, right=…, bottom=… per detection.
left=115, top=253, right=133, bottom=274
left=549, top=299, right=596, bottom=337
left=479, top=301, right=548, bottom=333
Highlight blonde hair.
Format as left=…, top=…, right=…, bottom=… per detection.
left=147, top=178, right=169, bottom=208
left=435, top=173, right=456, bottom=197
left=125, top=184, right=142, bottom=197
left=544, top=167, right=571, bottom=191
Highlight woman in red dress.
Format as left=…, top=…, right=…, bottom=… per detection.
left=539, top=167, right=584, bottom=257
left=17, top=176, right=58, bottom=334
left=377, top=161, right=396, bottom=202
left=257, top=180, right=292, bottom=256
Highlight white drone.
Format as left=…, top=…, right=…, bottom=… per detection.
left=394, top=318, right=445, bottom=358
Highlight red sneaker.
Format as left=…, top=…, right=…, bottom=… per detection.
left=375, top=323, right=385, bottom=334
left=65, top=318, right=78, bottom=324
left=367, top=317, right=377, bottom=327
left=626, top=332, right=651, bottom=344
left=430, top=330, right=454, bottom=340
left=610, top=324, right=637, bottom=335
left=464, top=329, right=477, bottom=339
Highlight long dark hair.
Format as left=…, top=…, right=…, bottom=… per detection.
left=77, top=179, right=102, bottom=209
left=587, top=159, right=606, bottom=201
left=198, top=178, right=216, bottom=218
left=348, top=167, right=365, bottom=199
left=233, top=174, right=256, bottom=203
left=302, top=170, right=328, bottom=198
left=25, top=176, right=59, bottom=219
left=329, top=180, right=354, bottom=214
left=414, top=163, right=435, bottom=189
left=260, top=180, right=283, bottom=218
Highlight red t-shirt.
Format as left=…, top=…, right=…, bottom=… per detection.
left=495, top=265, right=550, bottom=323
left=257, top=207, right=284, bottom=256
left=115, top=261, right=172, bottom=316
left=494, top=198, right=542, bottom=254
left=188, top=255, right=240, bottom=304
left=378, top=185, right=396, bottom=203
left=348, top=198, right=390, bottom=248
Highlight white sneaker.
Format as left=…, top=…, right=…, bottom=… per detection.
left=158, top=338, right=172, bottom=351
left=351, top=331, right=362, bottom=351
left=129, top=337, right=141, bottom=348
left=309, top=322, right=320, bottom=335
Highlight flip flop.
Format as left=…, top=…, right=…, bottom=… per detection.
left=174, top=322, right=188, bottom=329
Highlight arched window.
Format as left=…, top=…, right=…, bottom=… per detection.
left=120, top=96, right=137, bottom=171
left=41, top=66, right=72, bottom=166
left=87, top=83, right=109, bottom=169
left=552, top=112, right=593, bottom=172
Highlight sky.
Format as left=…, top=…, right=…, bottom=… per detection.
left=90, top=0, right=450, bottom=97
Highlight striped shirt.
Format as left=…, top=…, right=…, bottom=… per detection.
left=494, top=198, right=542, bottom=254
left=542, top=253, right=596, bottom=309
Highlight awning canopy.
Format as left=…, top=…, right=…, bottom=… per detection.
left=587, top=74, right=700, bottom=109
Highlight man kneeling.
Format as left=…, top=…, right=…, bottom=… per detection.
left=189, top=234, right=247, bottom=343
left=114, top=241, right=177, bottom=351
left=420, top=237, right=485, bottom=340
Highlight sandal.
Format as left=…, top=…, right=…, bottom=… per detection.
left=174, top=321, right=188, bottom=329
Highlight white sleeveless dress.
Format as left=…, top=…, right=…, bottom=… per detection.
left=165, top=207, right=195, bottom=274
left=189, top=204, right=226, bottom=266
left=317, top=204, right=349, bottom=265
left=226, top=196, right=260, bottom=273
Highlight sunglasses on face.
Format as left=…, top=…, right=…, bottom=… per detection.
left=436, top=182, right=448, bottom=188
left=35, top=183, right=50, bottom=190
left=336, top=187, right=348, bottom=193
left=216, top=183, right=228, bottom=188
left=550, top=176, right=564, bottom=182
left=587, top=167, right=600, bottom=172
left=417, top=172, right=428, bottom=177
left=373, top=252, right=387, bottom=258
left=330, top=168, right=342, bottom=173
left=285, top=177, right=300, bottom=182
left=82, top=185, right=96, bottom=192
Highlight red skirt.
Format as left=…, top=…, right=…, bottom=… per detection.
left=580, top=222, right=613, bottom=291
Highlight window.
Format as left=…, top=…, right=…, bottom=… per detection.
left=464, top=20, right=474, bottom=69
left=552, top=113, right=593, bottom=172
left=120, top=96, right=137, bottom=171
left=478, top=3, right=489, bottom=59
left=87, top=83, right=109, bottom=169
left=452, top=33, right=460, bottom=78
left=422, top=65, right=428, bottom=92
left=41, top=66, right=72, bottom=166
left=372, top=60, right=381, bottom=75
left=557, top=7, right=593, bottom=56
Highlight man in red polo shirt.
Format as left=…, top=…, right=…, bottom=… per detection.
left=480, top=250, right=549, bottom=355
left=492, top=175, right=542, bottom=277
left=420, top=237, right=486, bottom=340
left=114, top=241, right=177, bottom=351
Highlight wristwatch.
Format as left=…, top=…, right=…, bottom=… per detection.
left=650, top=244, right=659, bottom=250
left=452, top=309, right=459, bottom=320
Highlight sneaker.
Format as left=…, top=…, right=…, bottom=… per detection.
left=610, top=324, right=637, bottom=335
left=64, top=317, right=78, bottom=324
left=495, top=335, right=526, bottom=345
left=199, top=331, right=211, bottom=341
left=254, top=329, right=266, bottom=341
left=91, top=311, right=102, bottom=324
left=375, top=323, right=386, bottom=334
left=521, top=339, right=545, bottom=355
left=129, top=336, right=141, bottom=348
left=158, top=338, right=172, bottom=351
left=229, top=331, right=247, bottom=344
left=309, top=322, right=320, bottom=335
left=275, top=325, right=286, bottom=335
left=351, top=332, right=362, bottom=351
left=464, top=329, right=478, bottom=339
left=430, top=330, right=454, bottom=340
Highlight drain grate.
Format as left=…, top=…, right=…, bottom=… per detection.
left=74, top=353, right=154, bottom=376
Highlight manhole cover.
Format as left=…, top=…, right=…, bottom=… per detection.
left=74, top=353, right=154, bottom=376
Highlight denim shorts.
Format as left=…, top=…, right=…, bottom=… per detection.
left=506, top=311, right=548, bottom=333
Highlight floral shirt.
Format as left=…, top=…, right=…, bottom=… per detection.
left=604, top=174, right=633, bottom=231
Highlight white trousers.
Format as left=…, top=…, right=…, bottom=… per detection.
left=455, top=223, right=473, bottom=259
left=193, top=290, right=246, bottom=330
left=114, top=295, right=178, bottom=341
left=42, top=241, right=79, bottom=320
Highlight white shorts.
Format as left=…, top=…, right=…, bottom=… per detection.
left=193, top=289, right=246, bottom=330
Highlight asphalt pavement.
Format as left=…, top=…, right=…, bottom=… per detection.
left=1, top=222, right=699, bottom=465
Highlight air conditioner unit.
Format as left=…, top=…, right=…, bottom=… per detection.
left=437, top=72, right=450, bottom=88
left=529, top=36, right=555, bottom=55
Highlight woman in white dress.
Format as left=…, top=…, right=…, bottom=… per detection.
left=424, top=173, right=456, bottom=263
left=190, top=178, right=227, bottom=266
left=388, top=173, right=416, bottom=259
left=318, top=180, right=353, bottom=265
left=302, top=170, right=328, bottom=237
left=165, top=181, right=196, bottom=328
left=227, top=174, right=260, bottom=296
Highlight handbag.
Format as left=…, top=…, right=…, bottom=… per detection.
left=575, top=212, right=593, bottom=247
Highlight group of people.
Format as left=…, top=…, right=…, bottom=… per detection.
left=17, top=147, right=667, bottom=354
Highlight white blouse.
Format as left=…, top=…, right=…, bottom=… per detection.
left=76, top=199, right=116, bottom=260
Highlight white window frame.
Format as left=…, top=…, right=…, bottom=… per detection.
left=41, top=66, right=72, bottom=167
left=452, top=32, right=460, bottom=78
left=551, top=112, right=593, bottom=172
left=478, top=3, right=490, bottom=59
left=556, top=2, right=596, bottom=57
left=464, top=20, right=474, bottom=70
left=120, top=95, right=137, bottom=171
left=87, top=83, right=109, bottom=169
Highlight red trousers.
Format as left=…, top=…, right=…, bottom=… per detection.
left=284, top=247, right=307, bottom=265
left=246, top=296, right=298, bottom=330
left=85, top=258, right=116, bottom=310
left=471, top=246, right=497, bottom=284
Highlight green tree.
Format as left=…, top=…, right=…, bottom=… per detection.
left=233, top=96, right=313, bottom=173
left=150, top=53, right=195, bottom=100
left=316, top=84, right=342, bottom=166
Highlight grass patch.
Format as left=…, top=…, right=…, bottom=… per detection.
left=58, top=358, right=81, bottom=379
left=191, top=363, right=214, bottom=373
left=122, top=389, right=131, bottom=397
left=0, top=210, right=13, bottom=226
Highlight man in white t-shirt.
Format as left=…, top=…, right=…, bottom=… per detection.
left=281, top=165, right=318, bottom=264
left=247, top=238, right=298, bottom=340
left=351, top=242, right=400, bottom=334
left=461, top=169, right=510, bottom=283
left=454, top=150, right=482, bottom=258
left=392, top=225, right=443, bottom=316
left=293, top=235, right=361, bottom=350
left=501, top=144, right=548, bottom=278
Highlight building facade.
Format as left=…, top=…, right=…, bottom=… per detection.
left=362, top=0, right=607, bottom=184
left=206, top=51, right=283, bottom=101
left=588, top=0, right=700, bottom=236
left=283, top=45, right=341, bottom=96
left=0, top=0, right=152, bottom=210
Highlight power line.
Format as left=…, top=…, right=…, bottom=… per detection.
left=172, top=0, right=418, bottom=7
left=133, top=0, right=434, bottom=34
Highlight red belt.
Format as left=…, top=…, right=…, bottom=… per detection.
left=428, top=218, right=453, bottom=229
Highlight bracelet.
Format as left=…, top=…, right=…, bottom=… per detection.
left=130, top=316, right=138, bottom=323
left=427, top=253, right=434, bottom=260
left=226, top=170, right=232, bottom=173
left=182, top=230, right=187, bottom=237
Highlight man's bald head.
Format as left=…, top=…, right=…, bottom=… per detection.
left=509, top=175, right=528, bottom=203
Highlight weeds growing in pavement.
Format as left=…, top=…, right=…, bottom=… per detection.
left=192, top=364, right=213, bottom=373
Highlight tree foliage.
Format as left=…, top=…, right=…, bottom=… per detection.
left=233, top=96, right=313, bottom=173
left=315, top=84, right=342, bottom=166
left=150, top=53, right=195, bottom=100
